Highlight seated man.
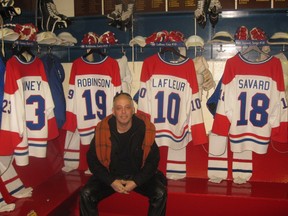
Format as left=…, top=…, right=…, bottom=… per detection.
left=80, top=92, right=167, bottom=216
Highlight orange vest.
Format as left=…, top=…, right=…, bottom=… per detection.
left=95, top=114, right=156, bottom=170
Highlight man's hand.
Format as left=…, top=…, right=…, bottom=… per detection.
left=122, top=180, right=137, bottom=193
left=111, top=179, right=137, bottom=194
left=111, top=179, right=128, bottom=194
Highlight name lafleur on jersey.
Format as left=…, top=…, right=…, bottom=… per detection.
left=23, top=80, right=42, bottom=91
left=152, top=78, right=186, bottom=91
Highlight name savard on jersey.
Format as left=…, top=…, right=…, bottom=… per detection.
left=238, top=78, right=270, bottom=90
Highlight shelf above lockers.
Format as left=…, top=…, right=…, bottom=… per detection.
left=2, top=8, right=287, bottom=62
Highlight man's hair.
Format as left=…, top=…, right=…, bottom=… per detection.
left=113, top=92, right=133, bottom=103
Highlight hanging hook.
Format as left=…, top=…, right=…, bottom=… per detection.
left=121, top=45, right=126, bottom=55
left=216, top=44, right=225, bottom=52
left=197, top=46, right=205, bottom=56
left=282, top=44, right=286, bottom=52
left=37, top=45, right=41, bottom=54
left=12, top=42, right=16, bottom=49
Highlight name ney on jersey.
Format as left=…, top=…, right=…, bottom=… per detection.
left=77, top=78, right=111, bottom=88
left=152, top=78, right=186, bottom=91
left=23, top=80, right=42, bottom=91
left=238, top=78, right=270, bottom=90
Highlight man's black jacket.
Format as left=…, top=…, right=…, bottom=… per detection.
left=87, top=115, right=160, bottom=187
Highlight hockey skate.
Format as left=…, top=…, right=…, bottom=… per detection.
left=39, top=0, right=71, bottom=32
left=119, top=3, right=134, bottom=31
left=107, top=3, right=122, bottom=28
left=208, top=0, right=222, bottom=28
left=1, top=0, right=14, bottom=7
left=0, top=6, right=20, bottom=20
left=195, top=0, right=211, bottom=29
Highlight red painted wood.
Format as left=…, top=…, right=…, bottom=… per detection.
left=1, top=129, right=287, bottom=215
left=97, top=178, right=288, bottom=216
left=1, top=170, right=89, bottom=216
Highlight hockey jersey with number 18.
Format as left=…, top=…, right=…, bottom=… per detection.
left=0, top=55, right=59, bottom=166
left=62, top=56, right=121, bottom=145
left=212, top=53, right=288, bottom=154
left=137, top=53, right=208, bottom=150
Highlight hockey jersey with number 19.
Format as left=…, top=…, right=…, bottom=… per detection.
left=62, top=56, right=121, bottom=145
left=0, top=55, right=59, bottom=166
left=212, top=53, right=288, bottom=154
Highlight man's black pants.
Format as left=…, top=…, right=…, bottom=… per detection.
left=79, top=171, right=167, bottom=216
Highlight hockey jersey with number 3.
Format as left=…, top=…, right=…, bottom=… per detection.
left=212, top=53, right=288, bottom=154
left=0, top=56, right=59, bottom=166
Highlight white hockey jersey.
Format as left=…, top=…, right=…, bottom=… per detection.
left=62, top=56, right=121, bottom=145
left=137, top=53, right=208, bottom=149
left=0, top=56, right=58, bottom=166
left=212, top=53, right=288, bottom=154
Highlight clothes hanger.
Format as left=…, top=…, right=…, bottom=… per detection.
left=83, top=48, right=106, bottom=58
left=241, top=45, right=269, bottom=57
left=159, top=47, right=187, bottom=60
left=16, top=46, right=35, bottom=62
left=17, top=46, right=35, bottom=57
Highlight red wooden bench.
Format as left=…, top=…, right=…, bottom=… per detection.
left=2, top=131, right=288, bottom=216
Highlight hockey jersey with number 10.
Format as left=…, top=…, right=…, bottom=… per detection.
left=212, top=53, right=288, bottom=154
left=137, top=53, right=208, bottom=149
left=0, top=56, right=59, bottom=166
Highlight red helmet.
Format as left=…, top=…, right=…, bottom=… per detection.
left=250, top=27, right=267, bottom=41
left=14, top=23, right=38, bottom=41
left=234, top=26, right=249, bottom=40
left=168, top=31, right=185, bottom=42
left=99, top=31, right=118, bottom=45
left=81, top=32, right=100, bottom=45
left=146, top=30, right=169, bottom=44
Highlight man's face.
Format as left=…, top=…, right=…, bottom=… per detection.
left=112, top=95, right=135, bottom=126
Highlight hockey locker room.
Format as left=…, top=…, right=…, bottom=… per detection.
left=0, top=0, right=287, bottom=215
